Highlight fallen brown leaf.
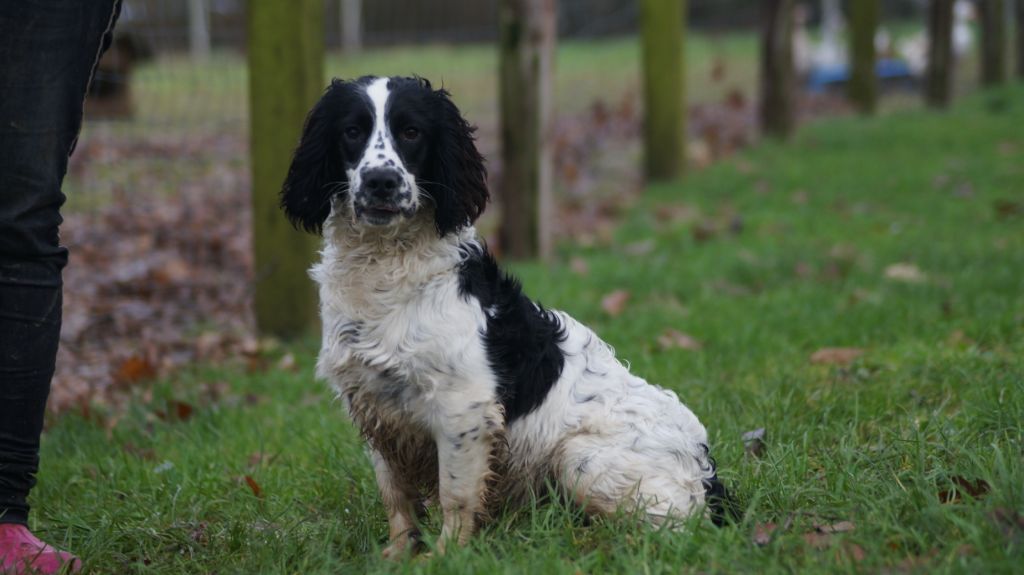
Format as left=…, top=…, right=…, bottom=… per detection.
left=752, top=522, right=778, bottom=546
left=276, top=352, right=297, bottom=372
left=173, top=400, right=194, bottom=421
left=994, top=199, right=1023, bottom=220
left=657, top=329, right=703, bottom=351
left=841, top=542, right=865, bottom=562
left=939, top=476, right=990, bottom=503
left=802, top=531, right=832, bottom=549
left=691, top=221, right=718, bottom=243
left=816, top=520, right=856, bottom=534
left=244, top=475, right=263, bottom=498
left=989, top=507, right=1024, bottom=540
left=114, top=356, right=157, bottom=386
left=569, top=257, right=589, bottom=276
left=884, top=263, right=927, bottom=284
left=122, top=442, right=156, bottom=460
left=600, top=290, right=631, bottom=317
left=189, top=521, right=209, bottom=545
left=810, top=348, right=864, bottom=366
left=155, top=400, right=194, bottom=422
left=653, top=203, right=699, bottom=226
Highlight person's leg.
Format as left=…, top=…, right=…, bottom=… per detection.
left=0, top=0, right=121, bottom=571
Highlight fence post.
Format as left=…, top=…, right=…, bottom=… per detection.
left=639, top=0, right=686, bottom=181
left=248, top=0, right=325, bottom=337
left=980, top=0, right=1008, bottom=85
left=925, top=0, right=954, bottom=108
left=759, top=0, right=795, bottom=139
left=188, top=0, right=211, bottom=60
left=848, top=0, right=879, bottom=114
left=498, top=0, right=556, bottom=260
left=341, top=0, right=363, bottom=53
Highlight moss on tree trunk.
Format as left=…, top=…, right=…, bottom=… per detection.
left=848, top=0, right=880, bottom=114
left=640, top=0, right=686, bottom=181
left=498, top=0, right=556, bottom=260
left=759, top=0, right=795, bottom=139
left=925, top=0, right=955, bottom=108
left=980, top=0, right=1008, bottom=86
left=248, top=0, right=324, bottom=337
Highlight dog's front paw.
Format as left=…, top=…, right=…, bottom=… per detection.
left=380, top=530, right=422, bottom=561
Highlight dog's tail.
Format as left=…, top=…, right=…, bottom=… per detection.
left=700, top=446, right=742, bottom=527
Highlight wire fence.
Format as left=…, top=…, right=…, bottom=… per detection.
left=69, top=0, right=946, bottom=215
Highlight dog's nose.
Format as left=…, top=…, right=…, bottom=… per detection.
left=362, top=168, right=401, bottom=200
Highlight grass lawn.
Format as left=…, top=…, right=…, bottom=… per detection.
left=35, top=85, right=1024, bottom=573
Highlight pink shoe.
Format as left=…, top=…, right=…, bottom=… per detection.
left=0, top=524, right=80, bottom=574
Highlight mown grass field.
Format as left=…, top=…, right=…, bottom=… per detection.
left=37, top=84, right=1024, bottom=573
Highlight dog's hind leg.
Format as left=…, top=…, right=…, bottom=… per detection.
left=371, top=449, right=422, bottom=560
left=555, top=437, right=708, bottom=525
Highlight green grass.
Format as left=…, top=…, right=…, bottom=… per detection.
left=35, top=85, right=1024, bottom=573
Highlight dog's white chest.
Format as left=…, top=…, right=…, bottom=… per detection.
left=315, top=254, right=487, bottom=396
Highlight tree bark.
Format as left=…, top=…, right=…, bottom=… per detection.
left=248, top=0, right=324, bottom=337
left=925, top=0, right=955, bottom=108
left=640, top=0, right=686, bottom=180
left=1015, top=0, right=1024, bottom=78
left=980, top=0, right=1008, bottom=86
left=498, top=0, right=556, bottom=260
left=759, top=0, right=795, bottom=139
left=848, top=0, right=880, bottom=114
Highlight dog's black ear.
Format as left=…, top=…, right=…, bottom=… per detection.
left=425, top=88, right=488, bottom=236
left=280, top=81, right=346, bottom=235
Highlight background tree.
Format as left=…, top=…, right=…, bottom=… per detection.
left=759, top=0, right=795, bottom=138
left=848, top=0, right=880, bottom=114
left=639, top=0, right=686, bottom=180
left=979, top=0, right=1007, bottom=86
left=925, top=0, right=955, bottom=108
left=498, top=0, right=556, bottom=260
left=1016, top=0, right=1024, bottom=79
left=248, top=0, right=325, bottom=336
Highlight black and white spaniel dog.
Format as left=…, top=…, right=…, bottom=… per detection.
left=280, top=76, right=731, bottom=557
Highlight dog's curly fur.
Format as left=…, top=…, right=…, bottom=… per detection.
left=281, top=76, right=731, bottom=557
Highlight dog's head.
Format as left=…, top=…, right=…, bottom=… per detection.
left=280, top=76, right=488, bottom=236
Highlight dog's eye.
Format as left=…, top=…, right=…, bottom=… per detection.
left=401, top=127, right=420, bottom=141
left=344, top=126, right=362, bottom=141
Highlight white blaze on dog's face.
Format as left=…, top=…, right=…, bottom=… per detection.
left=280, top=76, right=489, bottom=237
left=345, top=78, right=421, bottom=226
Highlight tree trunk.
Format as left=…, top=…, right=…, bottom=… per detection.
left=1015, top=0, right=1024, bottom=78
left=759, top=0, right=795, bottom=139
left=188, top=0, right=211, bottom=60
left=640, top=0, right=686, bottom=180
left=848, top=0, right=880, bottom=114
left=248, top=0, right=324, bottom=337
left=498, top=0, right=556, bottom=260
left=980, top=0, right=1008, bottom=85
left=341, top=0, right=363, bottom=53
left=925, top=0, right=955, bottom=108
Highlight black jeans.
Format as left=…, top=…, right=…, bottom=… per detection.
left=0, top=0, right=120, bottom=525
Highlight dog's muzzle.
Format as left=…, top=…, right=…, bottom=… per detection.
left=354, top=167, right=408, bottom=225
